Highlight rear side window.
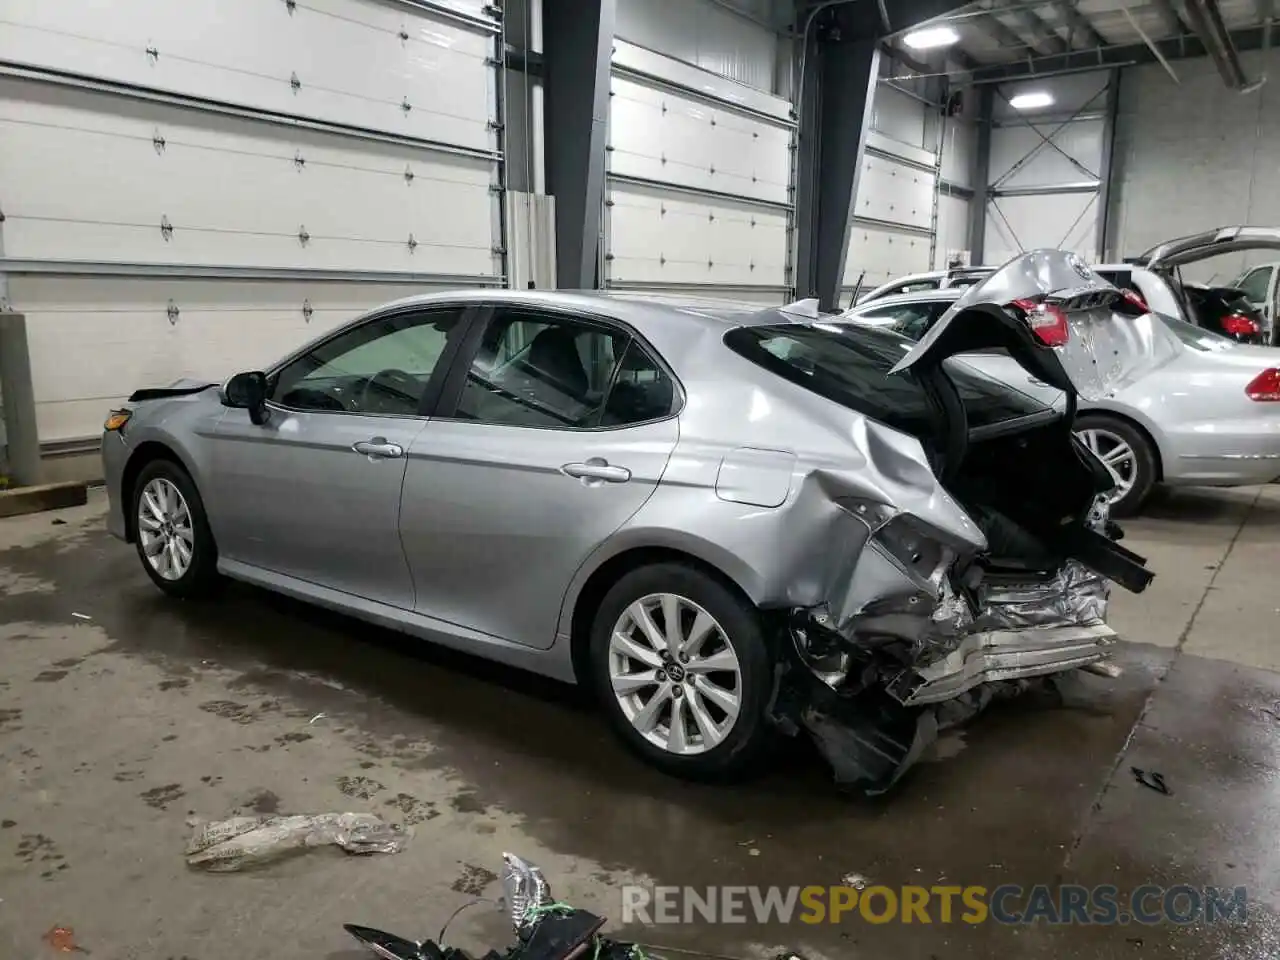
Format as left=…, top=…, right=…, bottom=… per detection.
left=1236, top=267, right=1272, bottom=302
left=724, top=323, right=1049, bottom=438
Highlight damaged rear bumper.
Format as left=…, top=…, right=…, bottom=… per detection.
left=886, top=622, right=1116, bottom=706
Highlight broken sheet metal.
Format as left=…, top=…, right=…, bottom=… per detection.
left=185, top=812, right=410, bottom=871
left=502, top=851, right=555, bottom=932
left=971, top=561, right=1109, bottom=632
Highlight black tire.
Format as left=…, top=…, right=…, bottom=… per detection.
left=1075, top=414, right=1158, bottom=518
left=131, top=458, right=221, bottom=599
left=589, top=562, right=775, bottom=781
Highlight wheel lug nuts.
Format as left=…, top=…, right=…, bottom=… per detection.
left=679, top=652, right=689, bottom=663
left=655, top=670, right=666, bottom=682
left=672, top=685, right=683, bottom=698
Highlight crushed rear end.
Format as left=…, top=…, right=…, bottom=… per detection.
left=763, top=250, right=1156, bottom=795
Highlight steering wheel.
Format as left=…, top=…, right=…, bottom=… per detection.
left=358, top=368, right=419, bottom=414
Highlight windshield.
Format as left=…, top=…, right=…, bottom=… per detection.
left=724, top=323, right=1051, bottom=441
left=1156, top=311, right=1235, bottom=352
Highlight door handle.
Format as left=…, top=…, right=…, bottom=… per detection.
left=352, top=437, right=404, bottom=459
left=561, top=459, right=632, bottom=483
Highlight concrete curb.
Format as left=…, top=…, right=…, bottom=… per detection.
left=0, top=481, right=90, bottom=519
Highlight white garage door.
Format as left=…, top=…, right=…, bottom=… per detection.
left=842, top=83, right=941, bottom=302
left=0, top=0, right=502, bottom=445
left=603, top=41, right=793, bottom=304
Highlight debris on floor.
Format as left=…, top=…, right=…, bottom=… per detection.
left=840, top=872, right=871, bottom=890
left=345, top=852, right=802, bottom=960
left=185, top=812, right=411, bottom=872
left=70, top=613, right=92, bottom=621
left=42, top=925, right=87, bottom=953
left=1131, top=768, right=1171, bottom=796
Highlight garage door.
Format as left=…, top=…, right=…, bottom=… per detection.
left=603, top=41, right=793, bottom=304
left=842, top=83, right=941, bottom=303
left=0, top=0, right=502, bottom=446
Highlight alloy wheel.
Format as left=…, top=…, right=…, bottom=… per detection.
left=608, top=593, right=742, bottom=756
left=138, top=478, right=195, bottom=581
left=1076, top=427, right=1138, bottom=505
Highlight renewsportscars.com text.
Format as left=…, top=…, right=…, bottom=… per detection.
left=621, top=884, right=1248, bottom=926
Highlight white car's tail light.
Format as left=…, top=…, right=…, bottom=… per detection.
left=1246, top=369, right=1280, bottom=401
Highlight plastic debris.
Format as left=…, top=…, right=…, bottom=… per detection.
left=185, top=812, right=410, bottom=871
left=1131, top=767, right=1171, bottom=796
left=42, top=926, right=86, bottom=953
left=841, top=872, right=871, bottom=890
left=71, top=613, right=92, bottom=621
left=309, top=713, right=327, bottom=725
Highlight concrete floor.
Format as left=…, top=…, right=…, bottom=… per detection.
left=2, top=487, right=1280, bottom=960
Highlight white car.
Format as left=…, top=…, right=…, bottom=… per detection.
left=854, top=266, right=996, bottom=305
left=840, top=276, right=1280, bottom=515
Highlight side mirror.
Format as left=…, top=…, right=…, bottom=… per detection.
left=222, top=371, right=269, bottom=425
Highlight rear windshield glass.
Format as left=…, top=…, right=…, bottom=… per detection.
left=724, top=322, right=1050, bottom=437
left=1156, top=312, right=1234, bottom=352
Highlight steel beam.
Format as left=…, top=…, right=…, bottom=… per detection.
left=968, top=85, right=993, bottom=265
left=969, top=24, right=1272, bottom=81
left=992, top=0, right=1068, bottom=55
left=1184, top=0, right=1252, bottom=89
left=1095, top=69, right=1120, bottom=261
left=1051, top=1, right=1107, bottom=49
left=991, top=181, right=1100, bottom=197
left=541, top=0, right=615, bottom=290
left=794, top=35, right=881, bottom=311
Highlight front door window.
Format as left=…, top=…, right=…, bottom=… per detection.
left=271, top=308, right=466, bottom=416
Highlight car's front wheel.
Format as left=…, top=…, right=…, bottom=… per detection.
left=1075, top=414, right=1158, bottom=517
left=132, top=459, right=221, bottom=599
left=590, top=563, right=774, bottom=780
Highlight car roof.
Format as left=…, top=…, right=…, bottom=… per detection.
left=352, top=288, right=804, bottom=363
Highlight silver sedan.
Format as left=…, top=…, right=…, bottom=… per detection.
left=100, top=254, right=1151, bottom=794
left=842, top=286, right=1280, bottom=516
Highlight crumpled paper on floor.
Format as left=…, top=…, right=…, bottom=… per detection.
left=185, top=812, right=411, bottom=872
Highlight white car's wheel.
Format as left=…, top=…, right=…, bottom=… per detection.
left=591, top=563, right=773, bottom=779
left=1075, top=415, right=1158, bottom=517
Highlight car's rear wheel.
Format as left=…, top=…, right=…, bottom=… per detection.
left=1075, top=414, right=1157, bottom=517
left=589, top=563, right=774, bottom=780
left=132, top=459, right=220, bottom=599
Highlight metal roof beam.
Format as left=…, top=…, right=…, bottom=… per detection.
left=992, top=0, right=1069, bottom=54
left=1051, top=1, right=1107, bottom=48
left=968, top=23, right=1271, bottom=81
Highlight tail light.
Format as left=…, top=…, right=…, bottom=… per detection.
left=1010, top=297, right=1070, bottom=346
left=1221, top=314, right=1260, bottom=337
left=1120, top=289, right=1148, bottom=312
left=1246, top=369, right=1280, bottom=401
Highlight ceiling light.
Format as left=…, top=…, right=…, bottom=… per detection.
left=1009, top=91, right=1055, bottom=110
left=902, top=26, right=960, bottom=50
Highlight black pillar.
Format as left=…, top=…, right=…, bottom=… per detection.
left=794, top=34, right=880, bottom=312
left=542, top=0, right=615, bottom=290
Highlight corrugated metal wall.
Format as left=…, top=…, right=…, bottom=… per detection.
left=1110, top=47, right=1280, bottom=282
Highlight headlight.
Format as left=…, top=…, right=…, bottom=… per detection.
left=104, top=409, right=132, bottom=432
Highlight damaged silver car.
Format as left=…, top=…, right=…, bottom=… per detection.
left=100, top=250, right=1152, bottom=794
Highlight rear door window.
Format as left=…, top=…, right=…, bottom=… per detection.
left=1237, top=266, right=1272, bottom=303
left=725, top=323, right=1050, bottom=440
